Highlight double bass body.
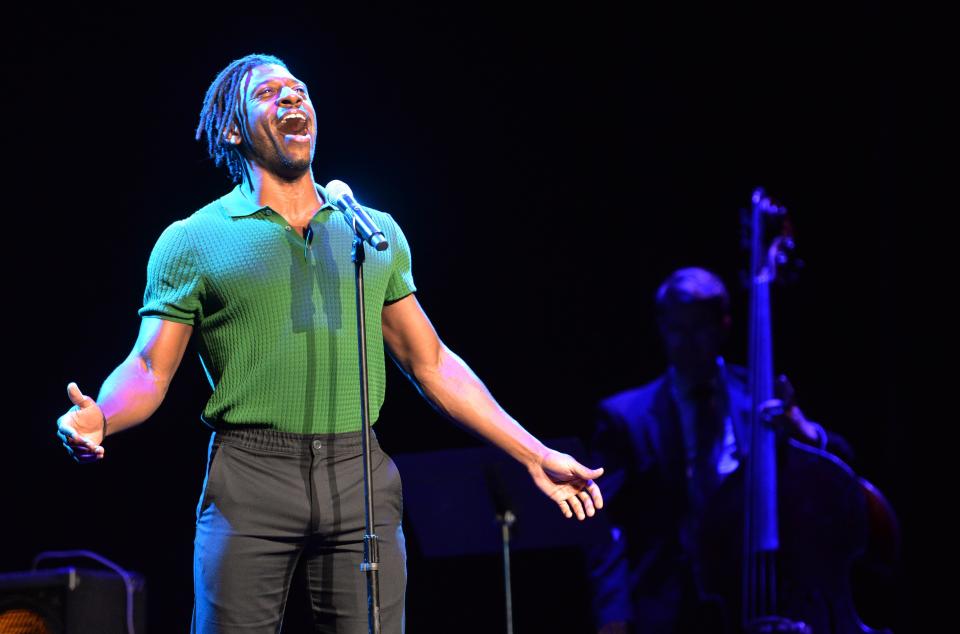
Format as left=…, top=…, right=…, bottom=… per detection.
left=694, top=438, right=891, bottom=634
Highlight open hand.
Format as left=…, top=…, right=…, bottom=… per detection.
left=56, top=382, right=106, bottom=463
left=529, top=448, right=604, bottom=520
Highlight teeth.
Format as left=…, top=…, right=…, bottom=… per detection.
left=279, top=112, right=309, bottom=137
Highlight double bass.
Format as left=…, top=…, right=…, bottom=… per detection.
left=693, top=189, right=899, bottom=633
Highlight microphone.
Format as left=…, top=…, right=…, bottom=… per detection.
left=325, top=180, right=389, bottom=251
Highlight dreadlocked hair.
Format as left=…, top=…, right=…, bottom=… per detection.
left=195, top=53, right=287, bottom=184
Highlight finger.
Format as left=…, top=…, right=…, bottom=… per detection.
left=67, top=382, right=94, bottom=408
left=57, top=414, right=77, bottom=437
left=63, top=428, right=97, bottom=449
left=775, top=374, right=796, bottom=407
left=74, top=444, right=104, bottom=459
left=61, top=436, right=89, bottom=451
left=578, top=489, right=596, bottom=517
left=63, top=446, right=98, bottom=463
left=60, top=426, right=86, bottom=446
left=557, top=499, right=573, bottom=519
left=568, top=494, right=586, bottom=521
left=64, top=435, right=100, bottom=455
left=586, top=480, right=604, bottom=510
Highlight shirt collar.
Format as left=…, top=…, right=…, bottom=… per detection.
left=220, top=182, right=336, bottom=218
left=670, top=356, right=726, bottom=400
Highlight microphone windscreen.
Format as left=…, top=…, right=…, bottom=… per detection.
left=325, top=179, right=352, bottom=203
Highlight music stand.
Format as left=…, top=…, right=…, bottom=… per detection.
left=392, top=437, right=608, bottom=633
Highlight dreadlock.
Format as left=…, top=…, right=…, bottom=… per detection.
left=195, top=53, right=288, bottom=184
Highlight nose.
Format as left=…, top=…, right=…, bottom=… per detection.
left=277, top=86, right=303, bottom=108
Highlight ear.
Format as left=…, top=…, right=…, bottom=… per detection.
left=223, top=124, right=241, bottom=145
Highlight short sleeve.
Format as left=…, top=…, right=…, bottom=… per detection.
left=138, top=220, right=204, bottom=325
left=384, top=216, right=416, bottom=303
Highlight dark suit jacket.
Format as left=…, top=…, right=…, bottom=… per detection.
left=586, top=366, right=853, bottom=633
left=586, top=366, right=753, bottom=633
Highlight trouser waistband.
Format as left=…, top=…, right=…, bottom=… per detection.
left=213, top=427, right=377, bottom=455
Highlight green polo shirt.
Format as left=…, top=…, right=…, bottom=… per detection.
left=139, top=183, right=416, bottom=434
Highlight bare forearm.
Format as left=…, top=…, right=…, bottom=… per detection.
left=381, top=297, right=602, bottom=520
left=96, top=354, right=171, bottom=436
left=413, top=346, right=547, bottom=468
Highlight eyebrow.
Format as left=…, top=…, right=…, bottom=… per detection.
left=251, top=77, right=309, bottom=93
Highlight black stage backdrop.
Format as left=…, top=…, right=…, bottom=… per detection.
left=7, top=5, right=907, bottom=633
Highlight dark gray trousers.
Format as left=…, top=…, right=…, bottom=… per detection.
left=191, top=428, right=406, bottom=633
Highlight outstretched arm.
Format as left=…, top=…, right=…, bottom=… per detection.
left=382, top=294, right=603, bottom=520
left=56, top=317, right=193, bottom=462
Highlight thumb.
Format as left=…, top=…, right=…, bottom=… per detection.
left=67, top=382, right=94, bottom=408
left=575, top=463, right=604, bottom=480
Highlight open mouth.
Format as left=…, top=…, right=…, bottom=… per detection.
left=278, top=114, right=310, bottom=140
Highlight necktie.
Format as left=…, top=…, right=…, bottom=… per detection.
left=688, top=383, right=723, bottom=517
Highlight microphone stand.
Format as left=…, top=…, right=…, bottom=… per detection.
left=487, top=464, right=517, bottom=634
left=352, top=229, right=381, bottom=634
left=497, top=509, right=517, bottom=634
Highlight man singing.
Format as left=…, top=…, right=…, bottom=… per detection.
left=56, top=53, right=604, bottom=633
